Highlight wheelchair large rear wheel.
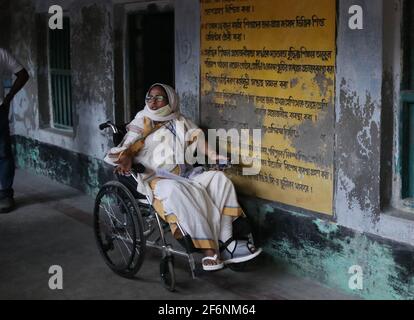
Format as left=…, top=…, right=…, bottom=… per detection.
left=94, top=181, right=146, bottom=278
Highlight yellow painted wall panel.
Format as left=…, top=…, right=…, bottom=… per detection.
left=201, top=0, right=336, bottom=215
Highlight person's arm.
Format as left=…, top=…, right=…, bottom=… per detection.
left=114, top=152, right=133, bottom=175
left=113, top=139, right=145, bottom=175
left=1, top=69, right=30, bottom=108
left=112, top=116, right=154, bottom=175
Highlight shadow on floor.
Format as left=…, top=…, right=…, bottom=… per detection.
left=15, top=190, right=81, bottom=209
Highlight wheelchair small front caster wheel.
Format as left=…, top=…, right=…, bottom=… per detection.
left=160, top=255, right=176, bottom=292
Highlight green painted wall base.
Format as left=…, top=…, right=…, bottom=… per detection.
left=241, top=198, right=414, bottom=300
left=12, top=135, right=113, bottom=197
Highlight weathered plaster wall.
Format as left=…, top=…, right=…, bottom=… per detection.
left=335, top=0, right=383, bottom=230
left=335, top=0, right=414, bottom=246
left=246, top=0, right=413, bottom=299
left=242, top=196, right=414, bottom=299
left=69, top=0, right=115, bottom=158
left=9, top=0, right=201, bottom=189
left=195, top=0, right=414, bottom=298
left=241, top=0, right=414, bottom=299
left=174, top=0, right=200, bottom=124
left=9, top=0, right=114, bottom=162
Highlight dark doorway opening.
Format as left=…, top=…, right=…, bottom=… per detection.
left=128, top=10, right=174, bottom=119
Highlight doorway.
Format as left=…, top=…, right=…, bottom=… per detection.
left=127, top=9, right=174, bottom=119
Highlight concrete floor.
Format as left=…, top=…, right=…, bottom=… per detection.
left=0, top=169, right=358, bottom=300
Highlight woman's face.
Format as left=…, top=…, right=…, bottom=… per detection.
left=146, top=86, right=168, bottom=110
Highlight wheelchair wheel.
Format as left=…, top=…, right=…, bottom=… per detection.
left=160, top=255, right=176, bottom=292
left=94, top=181, right=146, bottom=278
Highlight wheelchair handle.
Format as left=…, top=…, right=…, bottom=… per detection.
left=99, top=121, right=119, bottom=134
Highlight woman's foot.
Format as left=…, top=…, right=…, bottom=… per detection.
left=201, top=249, right=224, bottom=271
left=220, top=239, right=262, bottom=265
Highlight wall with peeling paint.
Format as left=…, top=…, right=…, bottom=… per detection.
left=4, top=0, right=414, bottom=299
left=335, top=0, right=414, bottom=248
left=6, top=0, right=201, bottom=192
left=197, top=0, right=414, bottom=299
left=174, top=0, right=200, bottom=123
left=4, top=0, right=116, bottom=195
left=8, top=0, right=114, bottom=163
left=335, top=0, right=383, bottom=236
left=242, top=196, right=414, bottom=299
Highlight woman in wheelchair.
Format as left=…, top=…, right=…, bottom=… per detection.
left=104, top=83, right=262, bottom=271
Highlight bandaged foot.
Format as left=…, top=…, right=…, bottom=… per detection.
left=220, top=239, right=262, bottom=265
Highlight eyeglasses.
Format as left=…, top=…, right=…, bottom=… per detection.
left=145, top=95, right=167, bottom=102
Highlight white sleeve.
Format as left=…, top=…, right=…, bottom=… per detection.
left=103, top=114, right=146, bottom=165
left=0, top=49, right=24, bottom=74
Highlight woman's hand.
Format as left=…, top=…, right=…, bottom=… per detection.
left=114, top=152, right=132, bottom=175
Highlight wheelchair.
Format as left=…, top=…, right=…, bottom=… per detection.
left=94, top=121, right=256, bottom=291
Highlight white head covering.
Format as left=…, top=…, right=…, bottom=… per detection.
left=141, top=83, right=179, bottom=122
